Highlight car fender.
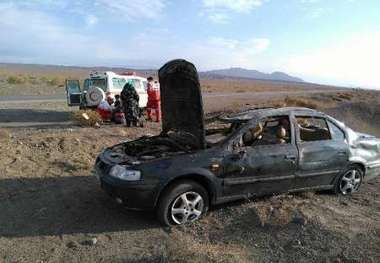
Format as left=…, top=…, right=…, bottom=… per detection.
left=153, top=167, right=221, bottom=208
left=348, top=156, right=367, bottom=173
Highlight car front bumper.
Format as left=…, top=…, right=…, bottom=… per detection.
left=93, top=158, right=157, bottom=211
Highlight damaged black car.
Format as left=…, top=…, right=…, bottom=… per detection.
left=94, top=59, right=380, bottom=226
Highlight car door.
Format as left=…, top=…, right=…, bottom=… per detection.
left=222, top=116, right=298, bottom=197
left=294, top=115, right=349, bottom=189
left=65, top=79, right=81, bottom=106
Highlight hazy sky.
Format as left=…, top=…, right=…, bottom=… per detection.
left=0, top=0, right=379, bottom=88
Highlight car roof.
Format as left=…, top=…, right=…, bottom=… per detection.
left=219, top=107, right=322, bottom=122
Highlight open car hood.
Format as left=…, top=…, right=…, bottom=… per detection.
left=158, top=59, right=206, bottom=149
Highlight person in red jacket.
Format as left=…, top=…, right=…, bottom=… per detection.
left=146, top=76, right=161, bottom=122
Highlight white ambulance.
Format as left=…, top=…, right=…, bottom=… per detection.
left=66, top=71, right=148, bottom=109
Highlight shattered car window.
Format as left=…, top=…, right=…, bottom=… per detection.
left=296, top=116, right=332, bottom=142
left=242, top=116, right=291, bottom=146
left=327, top=120, right=346, bottom=141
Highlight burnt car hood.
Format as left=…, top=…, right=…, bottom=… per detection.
left=158, top=59, right=206, bottom=149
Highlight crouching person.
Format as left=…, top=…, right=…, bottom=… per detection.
left=97, top=96, right=114, bottom=122
left=121, top=82, right=140, bottom=127
left=112, top=94, right=125, bottom=124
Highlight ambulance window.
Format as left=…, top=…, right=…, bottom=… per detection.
left=112, top=78, right=126, bottom=90
left=84, top=78, right=107, bottom=91
left=133, top=79, right=142, bottom=90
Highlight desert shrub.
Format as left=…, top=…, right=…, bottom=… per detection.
left=283, top=97, right=319, bottom=109
left=163, top=230, right=250, bottom=263
left=265, top=100, right=286, bottom=108
left=331, top=96, right=343, bottom=102
left=47, top=77, right=64, bottom=86
left=29, top=78, right=40, bottom=85
left=201, top=84, right=214, bottom=92
left=27, top=75, right=40, bottom=85
left=39, top=76, right=51, bottom=84
left=7, top=75, right=24, bottom=84
left=71, top=110, right=102, bottom=127
left=337, top=92, right=353, bottom=101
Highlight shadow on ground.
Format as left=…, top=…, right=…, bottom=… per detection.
left=0, top=175, right=159, bottom=238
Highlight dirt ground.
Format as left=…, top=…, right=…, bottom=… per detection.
left=0, top=89, right=380, bottom=263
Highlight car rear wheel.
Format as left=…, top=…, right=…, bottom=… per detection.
left=335, top=165, right=363, bottom=195
left=156, top=180, right=209, bottom=226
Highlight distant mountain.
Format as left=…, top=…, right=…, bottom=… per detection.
left=201, top=67, right=304, bottom=83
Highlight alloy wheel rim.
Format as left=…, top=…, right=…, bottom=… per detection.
left=340, top=169, right=361, bottom=195
left=171, top=191, right=204, bottom=224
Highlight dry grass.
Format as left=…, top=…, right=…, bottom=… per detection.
left=0, top=65, right=85, bottom=96
left=200, top=79, right=315, bottom=93
left=264, top=100, right=287, bottom=108
left=258, top=97, right=319, bottom=109
left=6, top=75, right=25, bottom=84
left=283, top=96, right=319, bottom=109
left=163, top=230, right=251, bottom=263
left=39, top=76, right=66, bottom=86
left=71, top=110, right=102, bottom=127
left=253, top=194, right=311, bottom=227
left=336, top=92, right=354, bottom=101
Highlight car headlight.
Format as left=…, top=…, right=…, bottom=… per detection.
left=109, top=165, right=141, bottom=181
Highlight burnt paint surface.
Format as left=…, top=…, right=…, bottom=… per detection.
left=221, top=112, right=299, bottom=196
left=222, top=143, right=298, bottom=196
left=295, top=140, right=349, bottom=188
left=158, top=59, right=206, bottom=149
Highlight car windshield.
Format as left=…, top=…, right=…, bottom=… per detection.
left=83, top=78, right=107, bottom=91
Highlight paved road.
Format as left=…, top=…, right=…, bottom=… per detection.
left=0, top=95, right=66, bottom=103
left=0, top=121, right=74, bottom=128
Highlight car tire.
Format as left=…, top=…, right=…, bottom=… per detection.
left=156, top=180, right=209, bottom=226
left=334, top=165, right=364, bottom=195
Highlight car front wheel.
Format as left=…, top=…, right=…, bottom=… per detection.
left=335, top=165, right=363, bottom=195
left=156, top=180, right=209, bottom=226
